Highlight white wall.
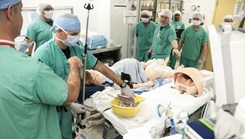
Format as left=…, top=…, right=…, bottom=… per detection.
left=21, top=0, right=111, bottom=40
left=21, top=0, right=216, bottom=59
left=181, top=0, right=216, bottom=29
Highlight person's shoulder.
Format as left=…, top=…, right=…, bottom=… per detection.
left=136, top=22, right=143, bottom=27
left=170, top=20, right=174, bottom=24
left=36, top=39, right=55, bottom=52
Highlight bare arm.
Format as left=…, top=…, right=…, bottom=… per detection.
left=200, top=42, right=208, bottom=61
left=171, top=39, right=178, bottom=49
left=93, top=60, right=123, bottom=86
left=62, top=57, right=82, bottom=107
left=171, top=39, right=180, bottom=57
left=178, top=38, right=184, bottom=51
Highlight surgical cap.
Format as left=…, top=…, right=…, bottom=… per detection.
left=192, top=12, right=203, bottom=22
left=38, top=2, right=51, bottom=13
left=141, top=10, right=152, bottom=17
left=53, top=13, right=81, bottom=31
left=158, top=9, right=172, bottom=19
left=173, top=11, right=181, bottom=17
left=0, top=0, right=21, bottom=10
left=224, top=14, right=234, bottom=22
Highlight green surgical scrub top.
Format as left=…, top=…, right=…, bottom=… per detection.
left=0, top=46, right=68, bottom=139
left=151, top=24, right=177, bottom=59
left=26, top=18, right=55, bottom=49
left=180, top=25, right=209, bottom=61
left=34, top=39, right=98, bottom=81
left=134, top=21, right=156, bottom=61
left=170, top=20, right=185, bottom=30
left=34, top=39, right=97, bottom=139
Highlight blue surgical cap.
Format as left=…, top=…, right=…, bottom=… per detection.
left=53, top=13, right=81, bottom=31
left=0, top=0, right=21, bottom=10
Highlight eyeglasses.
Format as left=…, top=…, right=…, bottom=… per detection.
left=160, top=16, right=169, bottom=19
left=43, top=7, right=54, bottom=11
left=193, top=18, right=200, bottom=21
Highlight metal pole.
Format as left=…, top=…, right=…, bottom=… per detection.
left=82, top=3, right=94, bottom=105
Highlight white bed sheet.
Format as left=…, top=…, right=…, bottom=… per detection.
left=103, top=82, right=212, bottom=135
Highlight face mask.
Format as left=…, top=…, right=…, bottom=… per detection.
left=15, top=42, right=33, bottom=52
left=141, top=18, right=149, bottom=23
left=44, top=10, right=53, bottom=19
left=55, top=32, right=80, bottom=47
left=54, top=23, right=80, bottom=47
left=193, top=20, right=201, bottom=26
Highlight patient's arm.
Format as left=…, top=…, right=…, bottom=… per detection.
left=132, top=80, right=155, bottom=89
left=145, top=69, right=174, bottom=80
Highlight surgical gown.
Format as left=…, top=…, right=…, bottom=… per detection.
left=26, top=18, right=55, bottom=49
left=0, top=46, right=68, bottom=139
left=34, top=39, right=97, bottom=139
left=180, top=25, right=209, bottom=68
left=151, top=24, right=177, bottom=60
left=134, top=21, right=156, bottom=62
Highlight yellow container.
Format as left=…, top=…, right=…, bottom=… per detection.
left=110, top=95, right=144, bottom=118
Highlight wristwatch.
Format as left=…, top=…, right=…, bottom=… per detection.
left=120, top=81, right=127, bottom=88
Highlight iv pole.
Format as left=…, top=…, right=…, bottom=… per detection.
left=76, top=2, right=94, bottom=131
left=82, top=3, right=94, bottom=105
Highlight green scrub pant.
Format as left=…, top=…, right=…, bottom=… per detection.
left=180, top=57, right=198, bottom=69
left=57, top=108, right=73, bottom=139
left=136, top=50, right=149, bottom=62
left=152, top=53, right=169, bottom=60
left=169, top=49, right=177, bottom=69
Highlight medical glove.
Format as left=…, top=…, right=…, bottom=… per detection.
left=197, top=59, right=203, bottom=65
left=121, top=85, right=135, bottom=98
left=214, top=109, right=245, bottom=139
left=69, top=102, right=86, bottom=113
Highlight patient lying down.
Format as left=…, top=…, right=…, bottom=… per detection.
left=83, top=58, right=178, bottom=89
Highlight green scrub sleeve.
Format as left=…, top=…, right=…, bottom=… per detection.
left=34, top=62, right=68, bottom=106
left=168, top=29, right=177, bottom=42
left=26, top=22, right=37, bottom=42
left=85, top=50, right=98, bottom=69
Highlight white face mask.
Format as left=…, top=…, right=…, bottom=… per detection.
left=15, top=42, right=33, bottom=52
left=193, top=20, right=201, bottom=26
left=44, top=10, right=53, bottom=19
left=55, top=31, right=80, bottom=47
left=14, top=36, right=33, bottom=52
left=141, top=18, right=150, bottom=23
left=54, top=23, right=80, bottom=47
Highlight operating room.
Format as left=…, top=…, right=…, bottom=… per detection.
left=1, top=0, right=245, bottom=139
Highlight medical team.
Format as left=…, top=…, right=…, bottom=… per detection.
left=0, top=0, right=238, bottom=138
left=0, top=0, right=133, bottom=139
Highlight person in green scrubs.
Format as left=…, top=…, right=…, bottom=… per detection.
left=223, top=14, right=236, bottom=31
left=0, top=1, right=83, bottom=139
left=34, top=13, right=134, bottom=139
left=169, top=10, right=185, bottom=69
left=26, top=2, right=55, bottom=52
left=178, top=12, right=209, bottom=69
left=134, top=10, right=156, bottom=62
left=148, top=9, right=179, bottom=61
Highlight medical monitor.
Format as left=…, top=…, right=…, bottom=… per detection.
left=208, top=24, right=245, bottom=107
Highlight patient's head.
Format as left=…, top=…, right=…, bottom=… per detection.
left=85, top=70, right=103, bottom=86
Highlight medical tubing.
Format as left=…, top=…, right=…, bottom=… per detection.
left=170, top=117, right=176, bottom=135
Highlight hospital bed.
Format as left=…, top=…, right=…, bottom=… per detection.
left=103, top=82, right=213, bottom=137
left=77, top=70, right=213, bottom=138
